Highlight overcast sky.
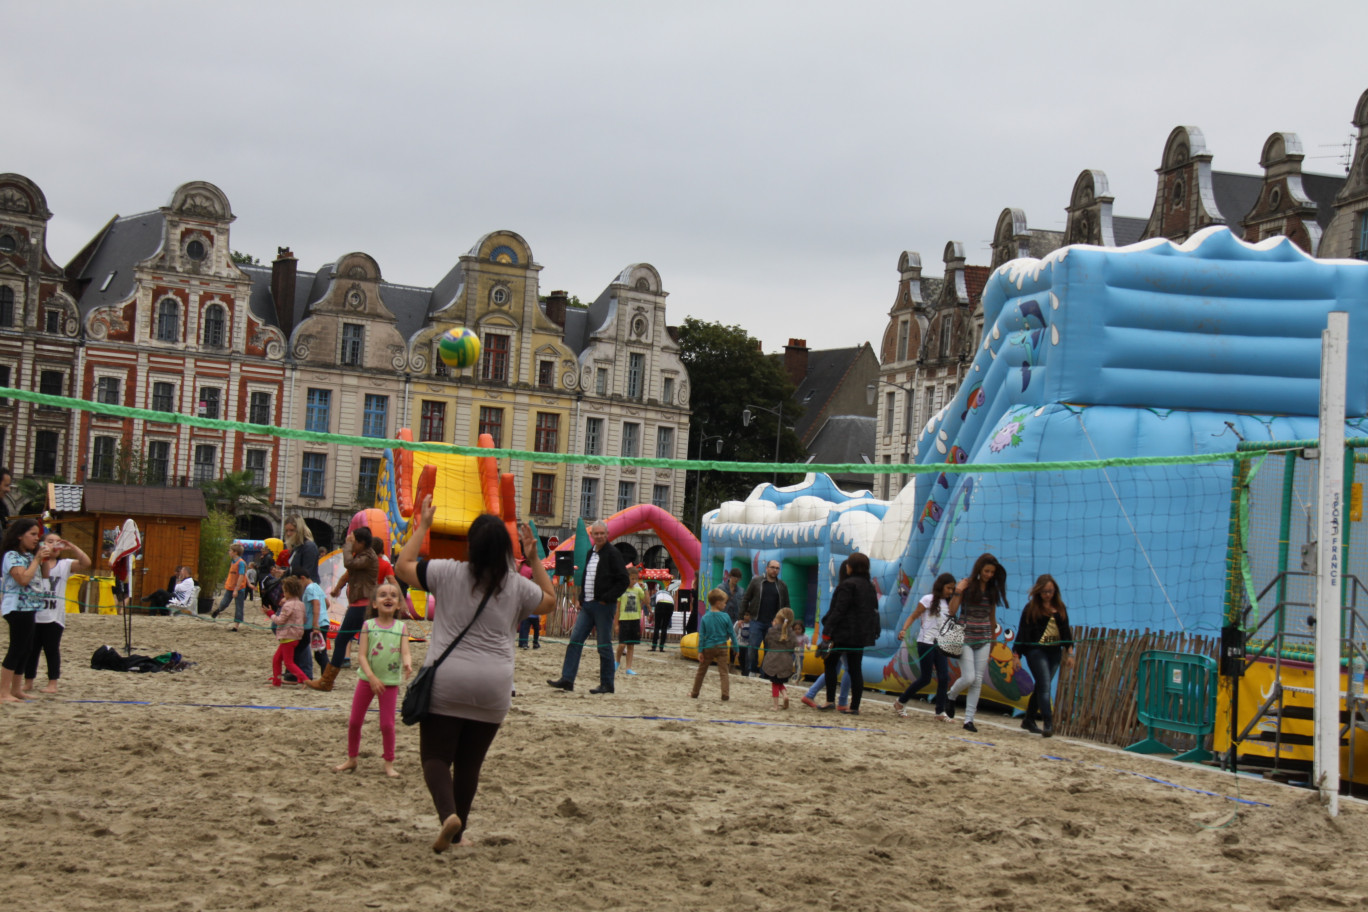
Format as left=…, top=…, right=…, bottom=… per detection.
left=10, top=1, right=1368, bottom=353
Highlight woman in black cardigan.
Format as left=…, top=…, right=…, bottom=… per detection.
left=1013, top=574, right=1074, bottom=737
left=819, top=552, right=881, bottom=715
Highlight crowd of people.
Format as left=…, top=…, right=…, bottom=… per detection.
left=0, top=477, right=1075, bottom=852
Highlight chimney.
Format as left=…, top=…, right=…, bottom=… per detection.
left=784, top=338, right=809, bottom=385
left=270, top=246, right=298, bottom=339
left=545, top=289, right=569, bottom=328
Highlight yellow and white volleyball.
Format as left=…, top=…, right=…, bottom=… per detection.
left=438, top=328, right=481, bottom=369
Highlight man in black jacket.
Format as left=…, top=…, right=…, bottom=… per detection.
left=548, top=520, right=629, bottom=694
left=740, top=560, right=790, bottom=676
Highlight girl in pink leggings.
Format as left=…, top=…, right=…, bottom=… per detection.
left=334, top=581, right=412, bottom=778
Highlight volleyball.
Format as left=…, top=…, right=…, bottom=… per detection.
left=438, top=327, right=481, bottom=369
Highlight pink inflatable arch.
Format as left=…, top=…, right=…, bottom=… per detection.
left=552, top=504, right=700, bottom=588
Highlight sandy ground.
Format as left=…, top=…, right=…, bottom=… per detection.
left=2, top=611, right=1366, bottom=912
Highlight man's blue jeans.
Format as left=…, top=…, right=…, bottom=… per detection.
left=560, top=600, right=616, bottom=688
left=745, top=620, right=769, bottom=677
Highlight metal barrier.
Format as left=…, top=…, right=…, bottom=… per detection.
left=1125, top=650, right=1218, bottom=763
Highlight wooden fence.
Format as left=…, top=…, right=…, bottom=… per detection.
left=1053, top=626, right=1218, bottom=750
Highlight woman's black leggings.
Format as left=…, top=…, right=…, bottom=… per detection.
left=2, top=611, right=37, bottom=673
left=419, top=713, right=502, bottom=838
left=826, top=645, right=865, bottom=710
left=23, top=621, right=63, bottom=681
left=329, top=603, right=368, bottom=667
left=651, top=608, right=673, bottom=650
left=898, top=641, right=950, bottom=713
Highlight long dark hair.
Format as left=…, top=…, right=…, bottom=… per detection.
left=467, top=513, right=512, bottom=596
left=924, top=572, right=957, bottom=617
left=0, top=518, right=41, bottom=556
left=1021, top=574, right=1067, bottom=627
left=962, top=552, right=1008, bottom=609
left=844, top=552, right=870, bottom=579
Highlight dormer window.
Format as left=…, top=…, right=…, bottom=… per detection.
left=0, top=235, right=15, bottom=254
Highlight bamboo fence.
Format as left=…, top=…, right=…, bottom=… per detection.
left=1053, top=626, right=1218, bottom=751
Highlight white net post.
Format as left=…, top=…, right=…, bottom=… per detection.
left=1315, top=311, right=1348, bottom=816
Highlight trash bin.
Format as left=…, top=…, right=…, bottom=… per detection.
left=66, top=574, right=88, bottom=614
left=88, top=576, right=118, bottom=615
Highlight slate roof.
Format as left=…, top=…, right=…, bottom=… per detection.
left=1301, top=172, right=1348, bottom=230
left=792, top=345, right=865, bottom=444
left=240, top=263, right=440, bottom=343
left=805, top=415, right=876, bottom=478
left=1113, top=216, right=1148, bottom=247
left=67, top=210, right=165, bottom=315
left=79, top=483, right=207, bottom=518
left=1212, top=172, right=1264, bottom=227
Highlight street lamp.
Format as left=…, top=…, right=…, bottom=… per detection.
left=691, top=433, right=725, bottom=532
left=867, top=377, right=918, bottom=496
left=742, top=402, right=787, bottom=485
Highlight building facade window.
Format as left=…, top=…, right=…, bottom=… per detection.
left=897, top=319, right=910, bottom=361
left=478, top=406, right=503, bottom=447
left=530, top=473, right=555, bottom=515
left=0, top=287, right=12, bottom=327
left=44, top=309, right=60, bottom=334
left=341, top=323, right=364, bottom=366
left=652, top=484, right=670, bottom=510
left=300, top=452, right=327, bottom=498
left=96, top=377, right=121, bottom=405
left=156, top=298, right=180, bottom=342
left=481, top=332, right=510, bottom=382
left=537, top=360, right=555, bottom=389
left=580, top=477, right=599, bottom=519
left=358, top=456, right=381, bottom=505
left=534, top=412, right=559, bottom=453
left=584, top=417, right=603, bottom=456
left=249, top=391, right=272, bottom=425
left=198, top=387, right=221, bottom=420
left=91, top=436, right=117, bottom=481
left=595, top=367, right=607, bottom=396
left=39, top=370, right=63, bottom=401
left=626, top=352, right=645, bottom=399
left=305, top=389, right=331, bottom=433
left=202, top=304, right=227, bottom=347
left=662, top=376, right=674, bottom=404
left=193, top=444, right=216, bottom=484
left=923, top=386, right=934, bottom=425
left=940, top=318, right=952, bottom=358
left=245, top=449, right=267, bottom=487
left=419, top=401, right=446, bottom=442
left=362, top=394, right=389, bottom=438
left=616, top=480, right=636, bottom=512
left=152, top=381, right=176, bottom=413
left=884, top=392, right=895, bottom=434
left=655, top=426, right=673, bottom=459
left=33, top=430, right=59, bottom=476
left=1357, top=211, right=1368, bottom=260
left=621, top=422, right=640, bottom=458
left=0, top=364, right=7, bottom=404
left=146, top=440, right=170, bottom=484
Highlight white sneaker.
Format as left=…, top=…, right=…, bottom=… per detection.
left=893, top=702, right=908, bottom=718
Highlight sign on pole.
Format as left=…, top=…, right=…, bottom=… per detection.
left=1315, top=311, right=1348, bottom=817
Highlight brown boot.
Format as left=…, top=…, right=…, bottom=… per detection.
left=306, top=663, right=340, bottom=692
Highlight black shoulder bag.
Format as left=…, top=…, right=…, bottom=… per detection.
left=401, top=587, right=495, bottom=726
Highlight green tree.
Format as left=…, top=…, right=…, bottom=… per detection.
left=677, top=318, right=804, bottom=533
left=230, top=250, right=260, bottom=266
left=11, top=474, right=66, bottom=515
left=199, top=469, right=272, bottom=517
left=198, top=508, right=235, bottom=598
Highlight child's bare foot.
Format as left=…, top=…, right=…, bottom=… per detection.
left=384, top=763, right=400, bottom=779
left=10, top=689, right=31, bottom=701
left=21, top=680, right=34, bottom=693
left=333, top=758, right=358, bottom=773
left=433, top=814, right=464, bottom=853
left=40, top=682, right=58, bottom=694
left=0, top=693, right=21, bottom=704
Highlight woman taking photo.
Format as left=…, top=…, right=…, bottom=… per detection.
left=1014, top=574, right=1074, bottom=737
left=893, top=572, right=956, bottom=720
left=308, top=527, right=378, bottom=692
left=1, top=519, right=50, bottom=703
left=945, top=553, right=1008, bottom=733
left=818, top=552, right=880, bottom=715
left=396, top=496, right=555, bottom=853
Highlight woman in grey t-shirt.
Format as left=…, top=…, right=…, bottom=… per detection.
left=397, top=496, right=555, bottom=853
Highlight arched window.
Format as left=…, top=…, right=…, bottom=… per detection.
left=202, top=304, right=226, bottom=347
left=156, top=298, right=180, bottom=342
